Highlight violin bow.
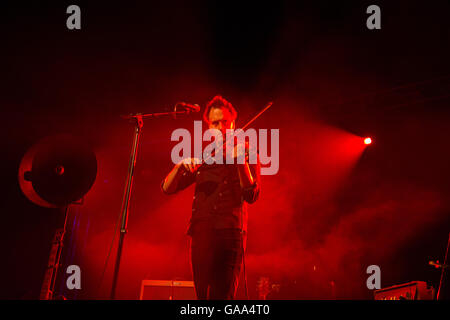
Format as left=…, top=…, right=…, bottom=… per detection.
left=200, top=101, right=274, bottom=165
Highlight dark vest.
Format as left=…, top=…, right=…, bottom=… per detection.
left=162, top=162, right=260, bottom=236
left=189, top=163, right=248, bottom=235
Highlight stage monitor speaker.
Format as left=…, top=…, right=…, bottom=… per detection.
left=139, top=280, right=196, bottom=300
left=374, top=281, right=435, bottom=300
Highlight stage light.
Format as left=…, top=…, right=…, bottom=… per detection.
left=364, top=137, right=372, bottom=145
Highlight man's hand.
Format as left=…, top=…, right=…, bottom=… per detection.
left=180, top=157, right=202, bottom=173
left=228, top=142, right=254, bottom=164
left=162, top=158, right=200, bottom=194
left=232, top=142, right=247, bottom=160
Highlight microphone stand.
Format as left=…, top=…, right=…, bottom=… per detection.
left=109, top=107, right=195, bottom=300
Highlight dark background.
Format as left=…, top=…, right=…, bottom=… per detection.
left=1, top=0, right=450, bottom=299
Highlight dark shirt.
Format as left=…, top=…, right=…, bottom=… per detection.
left=162, top=160, right=260, bottom=236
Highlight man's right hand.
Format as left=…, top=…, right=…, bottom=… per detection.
left=180, top=158, right=202, bottom=173
left=163, top=158, right=201, bottom=194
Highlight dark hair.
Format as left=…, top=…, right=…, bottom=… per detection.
left=203, top=95, right=237, bottom=123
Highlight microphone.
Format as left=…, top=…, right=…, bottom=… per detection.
left=429, top=260, right=449, bottom=269
left=175, top=102, right=200, bottom=112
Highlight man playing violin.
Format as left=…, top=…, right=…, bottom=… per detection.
left=161, top=95, right=261, bottom=299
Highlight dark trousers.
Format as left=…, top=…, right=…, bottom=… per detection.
left=190, top=226, right=245, bottom=300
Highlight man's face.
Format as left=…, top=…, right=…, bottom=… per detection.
left=208, top=107, right=235, bottom=135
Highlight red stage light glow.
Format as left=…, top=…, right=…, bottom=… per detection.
left=364, top=137, right=372, bottom=145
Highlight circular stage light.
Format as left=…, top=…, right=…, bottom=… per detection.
left=18, top=134, right=98, bottom=208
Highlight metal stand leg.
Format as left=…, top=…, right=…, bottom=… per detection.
left=110, top=115, right=143, bottom=300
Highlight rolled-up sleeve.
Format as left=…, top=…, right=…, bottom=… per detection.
left=161, top=166, right=196, bottom=195
left=242, top=156, right=261, bottom=204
